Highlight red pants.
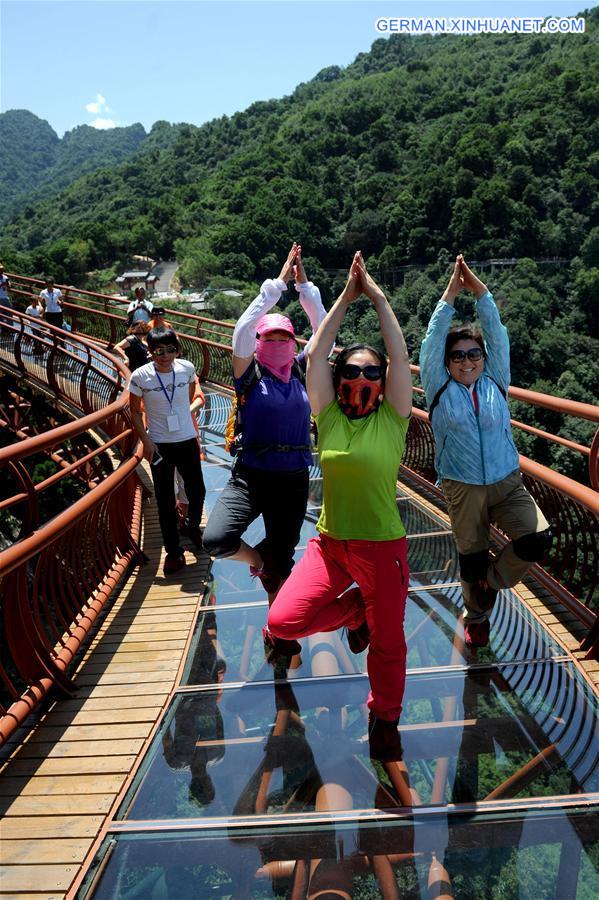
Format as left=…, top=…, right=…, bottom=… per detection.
left=267, top=534, right=408, bottom=721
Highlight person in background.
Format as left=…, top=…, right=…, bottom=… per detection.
left=40, top=278, right=64, bottom=329
left=202, top=243, right=326, bottom=646
left=149, top=306, right=172, bottom=331
left=25, top=295, right=44, bottom=354
left=127, top=286, right=154, bottom=327
left=113, top=320, right=151, bottom=372
left=0, top=265, right=12, bottom=326
left=266, top=252, right=413, bottom=762
left=127, top=327, right=206, bottom=575
left=419, top=255, right=552, bottom=648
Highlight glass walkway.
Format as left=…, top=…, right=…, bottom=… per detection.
left=78, top=391, right=599, bottom=899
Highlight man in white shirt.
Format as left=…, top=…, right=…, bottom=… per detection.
left=127, top=286, right=154, bottom=327
left=128, top=328, right=206, bottom=574
left=40, top=278, right=64, bottom=328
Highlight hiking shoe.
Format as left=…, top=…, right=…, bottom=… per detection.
left=163, top=550, right=186, bottom=575
left=262, top=626, right=301, bottom=668
left=464, top=619, right=490, bottom=648
left=368, top=712, right=403, bottom=762
left=474, top=578, right=498, bottom=612
left=346, top=619, right=370, bottom=654
left=180, top=520, right=204, bottom=549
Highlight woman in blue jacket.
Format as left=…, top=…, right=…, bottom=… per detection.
left=419, top=256, right=551, bottom=648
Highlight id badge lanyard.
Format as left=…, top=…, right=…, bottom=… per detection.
left=155, top=367, right=179, bottom=432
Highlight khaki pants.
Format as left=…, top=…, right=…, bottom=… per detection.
left=442, top=469, right=550, bottom=622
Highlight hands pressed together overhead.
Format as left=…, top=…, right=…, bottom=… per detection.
left=341, top=250, right=387, bottom=305
left=442, top=254, right=488, bottom=305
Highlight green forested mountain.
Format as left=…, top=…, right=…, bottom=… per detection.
left=0, top=110, right=187, bottom=223
left=1, top=14, right=598, bottom=477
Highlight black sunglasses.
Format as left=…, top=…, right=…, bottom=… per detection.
left=339, top=363, right=383, bottom=381
left=153, top=346, right=178, bottom=357
left=449, top=348, right=484, bottom=363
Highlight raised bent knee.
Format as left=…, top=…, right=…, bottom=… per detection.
left=267, top=605, right=295, bottom=639
left=201, top=524, right=241, bottom=559
left=513, top=528, right=552, bottom=563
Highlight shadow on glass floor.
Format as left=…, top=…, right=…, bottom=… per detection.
left=116, top=661, right=598, bottom=825
left=81, top=805, right=599, bottom=899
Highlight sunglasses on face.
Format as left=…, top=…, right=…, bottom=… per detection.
left=339, top=363, right=383, bottom=381
left=153, top=346, right=177, bottom=357
left=449, top=348, right=484, bottom=363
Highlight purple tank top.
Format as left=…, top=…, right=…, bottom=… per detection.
left=233, top=356, right=312, bottom=471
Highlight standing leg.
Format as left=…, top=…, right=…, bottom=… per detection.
left=175, top=439, right=206, bottom=526
left=258, top=467, right=309, bottom=599
left=151, top=444, right=181, bottom=562
left=487, top=471, right=551, bottom=589
left=349, top=538, right=409, bottom=723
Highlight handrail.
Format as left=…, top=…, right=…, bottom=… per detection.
left=0, top=311, right=144, bottom=745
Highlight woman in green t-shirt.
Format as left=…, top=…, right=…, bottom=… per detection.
left=266, top=252, right=413, bottom=762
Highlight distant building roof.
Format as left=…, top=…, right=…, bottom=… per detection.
left=120, top=271, right=150, bottom=279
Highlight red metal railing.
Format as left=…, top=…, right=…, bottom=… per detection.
left=0, top=312, right=144, bottom=745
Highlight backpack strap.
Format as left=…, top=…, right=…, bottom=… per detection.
left=428, top=375, right=507, bottom=422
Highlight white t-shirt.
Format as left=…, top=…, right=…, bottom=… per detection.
left=40, top=288, right=63, bottom=313
left=25, top=305, right=42, bottom=330
left=128, top=359, right=197, bottom=443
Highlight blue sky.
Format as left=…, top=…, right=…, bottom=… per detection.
left=0, top=0, right=589, bottom=136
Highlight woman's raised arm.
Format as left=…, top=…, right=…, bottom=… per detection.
left=306, top=252, right=361, bottom=416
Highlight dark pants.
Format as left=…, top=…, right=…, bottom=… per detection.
left=152, top=438, right=205, bottom=554
left=202, top=464, right=309, bottom=581
left=45, top=311, right=63, bottom=328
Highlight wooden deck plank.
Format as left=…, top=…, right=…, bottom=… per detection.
left=3, top=755, right=136, bottom=777
left=47, top=696, right=166, bottom=712
left=0, top=815, right=103, bottom=839
left=41, top=708, right=162, bottom=727
left=0, top=795, right=115, bottom=816
left=0, top=865, right=77, bottom=892
left=1, top=839, right=91, bottom=865
left=0, top=774, right=124, bottom=796
left=69, top=683, right=170, bottom=699
left=74, top=669, right=177, bottom=686
left=26, top=723, right=152, bottom=742
left=3, top=739, right=144, bottom=759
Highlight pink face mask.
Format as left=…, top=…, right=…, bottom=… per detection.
left=255, top=338, right=296, bottom=382
left=337, top=378, right=383, bottom=419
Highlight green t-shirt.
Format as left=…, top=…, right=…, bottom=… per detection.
left=315, top=398, right=409, bottom=541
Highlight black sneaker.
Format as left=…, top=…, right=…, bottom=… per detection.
left=262, top=626, right=301, bottom=668
left=368, top=712, right=403, bottom=762
left=346, top=619, right=370, bottom=654
left=163, top=550, right=186, bottom=575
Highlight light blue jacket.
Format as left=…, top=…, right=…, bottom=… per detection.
left=419, top=292, right=519, bottom=485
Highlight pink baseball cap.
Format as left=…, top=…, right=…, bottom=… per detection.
left=256, top=313, right=295, bottom=338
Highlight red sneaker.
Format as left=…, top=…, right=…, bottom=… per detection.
left=464, top=619, right=490, bottom=648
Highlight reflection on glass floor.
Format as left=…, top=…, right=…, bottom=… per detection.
left=117, top=662, right=598, bottom=823
left=77, top=389, right=599, bottom=898
left=81, top=806, right=599, bottom=900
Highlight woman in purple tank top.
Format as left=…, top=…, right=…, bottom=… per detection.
left=203, top=244, right=326, bottom=657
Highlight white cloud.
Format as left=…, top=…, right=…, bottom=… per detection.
left=85, top=92, right=112, bottom=115
left=90, top=117, right=117, bottom=130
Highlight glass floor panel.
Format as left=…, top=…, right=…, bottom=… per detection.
left=116, top=661, right=598, bottom=823
left=181, top=582, right=563, bottom=686
left=81, top=805, right=599, bottom=899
